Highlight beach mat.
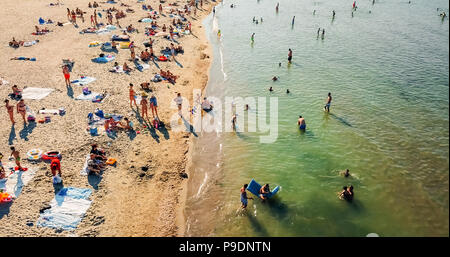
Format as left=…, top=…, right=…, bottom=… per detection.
left=0, top=163, right=36, bottom=199
left=22, top=87, right=54, bottom=100
left=36, top=187, right=92, bottom=230
left=246, top=179, right=280, bottom=199
left=75, top=92, right=101, bottom=101
left=71, top=77, right=96, bottom=86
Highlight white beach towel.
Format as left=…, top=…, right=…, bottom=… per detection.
left=71, top=76, right=96, bottom=86
left=36, top=187, right=92, bottom=231
left=38, top=109, right=59, bottom=115
left=0, top=163, right=36, bottom=199
left=75, top=92, right=101, bottom=101
left=80, top=154, right=90, bottom=176
left=21, top=87, right=54, bottom=100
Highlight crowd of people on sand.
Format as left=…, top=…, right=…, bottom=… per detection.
left=2, top=0, right=208, bottom=191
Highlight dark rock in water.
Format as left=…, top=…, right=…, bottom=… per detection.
left=180, top=172, right=188, bottom=179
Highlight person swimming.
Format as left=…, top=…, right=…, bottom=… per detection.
left=272, top=76, right=278, bottom=81
left=251, top=33, right=255, bottom=43
left=269, top=86, right=274, bottom=92
left=286, top=89, right=290, bottom=94
left=340, top=169, right=351, bottom=177
left=298, top=115, right=306, bottom=130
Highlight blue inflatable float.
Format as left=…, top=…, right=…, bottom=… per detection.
left=246, top=179, right=280, bottom=199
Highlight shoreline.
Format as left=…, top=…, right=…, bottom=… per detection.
left=177, top=1, right=218, bottom=236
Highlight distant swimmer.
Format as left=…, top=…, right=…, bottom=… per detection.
left=272, top=76, right=278, bottom=81
left=332, top=10, right=336, bottom=18
left=279, top=62, right=282, bottom=67
left=251, top=33, right=255, bottom=42
left=292, top=16, right=295, bottom=26
left=261, top=17, right=263, bottom=23
left=321, top=29, right=325, bottom=39
left=297, top=115, right=306, bottom=130
left=230, top=4, right=234, bottom=8
left=253, top=16, right=256, bottom=23
left=324, top=92, right=332, bottom=112
left=286, top=89, right=290, bottom=94
left=213, top=7, right=216, bottom=15
left=217, top=29, right=221, bottom=37
left=340, top=169, right=351, bottom=177
left=240, top=184, right=253, bottom=209
left=317, top=27, right=321, bottom=36
left=288, top=48, right=293, bottom=63
left=313, top=10, right=316, bottom=15
left=231, top=114, right=237, bottom=130
left=245, top=104, right=249, bottom=111
left=353, top=1, right=357, bottom=9
left=276, top=3, right=279, bottom=12
left=269, top=86, right=274, bottom=92
left=373, top=0, right=375, bottom=5
left=339, top=185, right=354, bottom=202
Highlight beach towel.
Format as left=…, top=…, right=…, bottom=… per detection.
left=92, top=55, right=115, bottom=63
left=140, top=18, right=153, bottom=23
left=106, top=25, right=117, bottom=30
left=0, top=163, right=36, bottom=199
left=80, top=154, right=91, bottom=176
left=0, top=78, right=8, bottom=85
left=23, top=40, right=39, bottom=47
left=22, top=87, right=54, bottom=100
left=96, top=28, right=110, bottom=35
left=71, top=76, right=96, bottom=86
left=134, top=61, right=149, bottom=72
left=38, top=109, right=59, bottom=115
left=75, top=92, right=106, bottom=103
left=36, top=187, right=92, bottom=231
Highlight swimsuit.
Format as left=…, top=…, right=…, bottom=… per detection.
left=240, top=192, right=248, bottom=206
left=299, top=123, right=306, bottom=130
left=64, top=73, right=70, bottom=79
left=150, top=97, right=157, bottom=107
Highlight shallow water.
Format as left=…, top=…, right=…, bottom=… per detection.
left=186, top=0, right=449, bottom=237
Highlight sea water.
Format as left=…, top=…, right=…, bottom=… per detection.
left=186, top=0, right=449, bottom=236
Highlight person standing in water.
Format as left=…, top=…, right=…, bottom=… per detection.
left=298, top=115, right=306, bottom=130
left=321, top=29, right=325, bottom=39
left=332, top=10, right=336, bottom=19
left=217, top=29, right=221, bottom=38
left=276, top=3, right=279, bottom=13
left=288, top=48, right=293, bottom=63
left=317, top=27, right=321, bottom=36
left=240, top=184, right=253, bottom=209
left=313, top=10, right=316, bottom=15
left=251, top=33, right=255, bottom=43
left=213, top=6, right=215, bottom=16
left=292, top=16, right=295, bottom=26
left=324, top=92, right=332, bottom=112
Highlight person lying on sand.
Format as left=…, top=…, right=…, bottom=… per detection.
left=9, top=38, right=22, bottom=48
left=126, top=24, right=136, bottom=33
left=11, top=85, right=22, bottom=99
left=91, top=144, right=107, bottom=161
left=140, top=82, right=150, bottom=90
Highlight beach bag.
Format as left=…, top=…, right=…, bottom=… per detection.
left=89, top=127, right=98, bottom=136
left=27, top=115, right=36, bottom=122
left=94, top=109, right=104, bottom=118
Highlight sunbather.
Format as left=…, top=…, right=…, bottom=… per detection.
left=11, top=85, right=22, bottom=99
left=118, top=117, right=133, bottom=131
left=87, top=154, right=102, bottom=175
left=16, top=99, right=27, bottom=124
left=123, top=62, right=132, bottom=73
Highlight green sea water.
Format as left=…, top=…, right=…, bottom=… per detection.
left=186, top=0, right=449, bottom=237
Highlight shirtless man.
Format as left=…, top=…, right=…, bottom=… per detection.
left=10, top=146, right=23, bottom=171
left=129, top=83, right=138, bottom=109
left=259, top=184, right=270, bottom=201
left=16, top=99, right=27, bottom=124
left=5, top=99, right=15, bottom=124
left=297, top=115, right=306, bottom=131
left=324, top=92, right=332, bottom=112
left=288, top=48, right=293, bottom=63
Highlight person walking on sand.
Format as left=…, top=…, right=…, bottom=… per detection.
left=16, top=99, right=27, bottom=124
left=5, top=99, right=15, bottom=125
left=141, top=94, right=149, bottom=120
left=10, top=146, right=23, bottom=171
left=174, top=92, right=183, bottom=116
left=240, top=184, right=253, bottom=209
left=90, top=15, right=95, bottom=26
left=129, top=84, right=138, bottom=109
left=324, top=92, right=332, bottom=112
left=159, top=4, right=163, bottom=14
left=150, top=94, right=159, bottom=118
left=288, top=48, right=293, bottom=63
left=63, top=65, right=71, bottom=86
left=50, top=158, right=62, bottom=184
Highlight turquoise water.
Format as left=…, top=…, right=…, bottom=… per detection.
left=186, top=0, right=449, bottom=237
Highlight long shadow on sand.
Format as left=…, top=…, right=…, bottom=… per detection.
left=181, top=116, right=198, bottom=137
left=19, top=122, right=37, bottom=141
left=0, top=201, right=13, bottom=219
left=67, top=85, right=74, bottom=99
left=88, top=172, right=103, bottom=190
left=8, top=125, right=16, bottom=145
left=133, top=109, right=160, bottom=142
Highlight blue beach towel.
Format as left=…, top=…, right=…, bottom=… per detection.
left=36, top=187, right=92, bottom=231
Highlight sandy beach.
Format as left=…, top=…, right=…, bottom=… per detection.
left=0, top=0, right=216, bottom=236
